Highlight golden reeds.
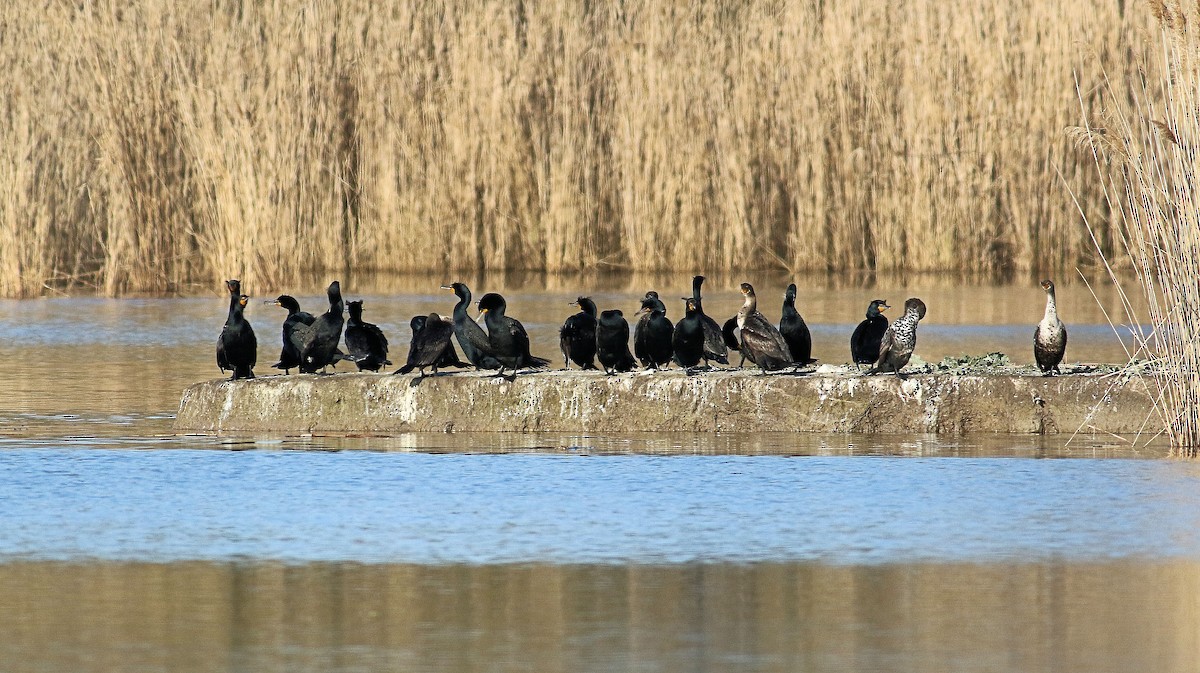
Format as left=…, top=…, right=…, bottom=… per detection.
left=0, top=0, right=1157, bottom=296
left=1074, top=0, right=1200, bottom=451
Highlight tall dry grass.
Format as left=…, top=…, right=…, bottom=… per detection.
left=1074, top=0, right=1200, bottom=452
left=0, top=0, right=1156, bottom=296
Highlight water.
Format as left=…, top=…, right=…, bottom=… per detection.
left=1, top=274, right=1196, bottom=672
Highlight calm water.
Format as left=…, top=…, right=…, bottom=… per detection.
left=1, top=274, right=1195, bottom=672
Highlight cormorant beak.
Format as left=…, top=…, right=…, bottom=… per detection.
left=440, top=284, right=453, bottom=291
left=477, top=308, right=489, bottom=319
left=880, top=304, right=890, bottom=312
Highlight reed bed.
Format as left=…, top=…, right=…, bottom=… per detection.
left=0, top=0, right=1156, bottom=296
left=1074, top=0, right=1200, bottom=452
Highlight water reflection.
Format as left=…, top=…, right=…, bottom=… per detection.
left=2, top=560, right=1196, bottom=673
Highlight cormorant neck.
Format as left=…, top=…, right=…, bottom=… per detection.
left=1044, top=289, right=1058, bottom=321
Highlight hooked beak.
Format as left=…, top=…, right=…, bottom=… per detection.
left=440, top=284, right=453, bottom=291
left=879, top=304, right=890, bottom=312
left=477, top=308, right=489, bottom=320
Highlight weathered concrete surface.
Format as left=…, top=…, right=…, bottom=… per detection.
left=174, top=367, right=1158, bottom=436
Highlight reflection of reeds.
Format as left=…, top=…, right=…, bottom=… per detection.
left=1074, top=0, right=1200, bottom=452
left=0, top=0, right=1152, bottom=296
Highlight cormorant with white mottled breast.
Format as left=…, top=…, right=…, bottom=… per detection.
left=866, top=297, right=926, bottom=378
left=736, top=283, right=792, bottom=372
left=1034, top=280, right=1067, bottom=375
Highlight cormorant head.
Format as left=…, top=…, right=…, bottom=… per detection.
left=1040, top=279, right=1055, bottom=293
left=237, top=294, right=250, bottom=309
left=644, top=290, right=659, bottom=300
left=268, top=295, right=300, bottom=313
left=739, top=282, right=755, bottom=297
left=571, top=296, right=597, bottom=316
left=684, top=297, right=699, bottom=315
left=225, top=279, right=241, bottom=295
left=476, top=292, right=507, bottom=318
left=441, top=282, right=470, bottom=300
left=600, top=309, right=624, bottom=322
left=904, top=297, right=927, bottom=320
left=784, top=283, right=797, bottom=304
left=347, top=300, right=364, bottom=320
left=867, top=299, right=889, bottom=317
left=410, top=315, right=427, bottom=333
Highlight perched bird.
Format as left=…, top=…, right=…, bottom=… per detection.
left=850, top=299, right=890, bottom=368
left=559, top=297, right=598, bottom=370
left=474, top=292, right=550, bottom=378
left=866, top=297, right=927, bottom=378
left=687, top=275, right=729, bottom=366
left=779, top=283, right=817, bottom=366
left=722, top=316, right=747, bottom=368
left=1034, top=279, right=1067, bottom=375
left=634, top=292, right=669, bottom=368
left=596, top=309, right=637, bottom=375
left=634, top=296, right=674, bottom=369
left=344, top=300, right=391, bottom=372
left=216, top=279, right=257, bottom=380
left=295, top=280, right=345, bottom=373
left=396, top=313, right=463, bottom=377
left=672, top=297, right=707, bottom=371
left=267, top=295, right=315, bottom=374
left=736, top=283, right=793, bottom=372
left=442, top=282, right=502, bottom=370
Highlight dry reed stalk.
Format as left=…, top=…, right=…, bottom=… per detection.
left=0, top=0, right=1157, bottom=295
left=1074, top=0, right=1200, bottom=452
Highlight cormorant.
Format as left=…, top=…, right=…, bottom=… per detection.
left=722, top=316, right=749, bottom=368
left=779, top=283, right=817, bottom=366
left=634, top=291, right=669, bottom=368
left=267, top=295, right=315, bottom=374
left=596, top=309, right=637, bottom=375
left=559, top=297, right=598, bottom=370
left=634, top=296, right=674, bottom=369
left=345, top=300, right=391, bottom=372
left=687, top=275, right=729, bottom=366
left=866, top=297, right=927, bottom=378
left=396, top=313, right=462, bottom=377
left=672, top=297, right=706, bottom=371
left=850, top=299, right=889, bottom=368
left=1034, top=280, right=1067, bottom=375
left=296, top=280, right=345, bottom=373
left=736, top=283, right=793, bottom=372
left=441, top=282, right=502, bottom=370
left=216, top=279, right=257, bottom=380
left=474, top=292, right=550, bottom=378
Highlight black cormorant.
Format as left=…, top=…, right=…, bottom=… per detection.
left=441, top=283, right=502, bottom=370
left=850, top=299, right=889, bottom=368
left=596, top=309, right=637, bottom=375
left=474, top=292, right=550, bottom=378
left=396, top=313, right=462, bottom=377
left=688, top=275, right=729, bottom=366
left=216, top=279, right=257, bottom=380
left=559, top=297, right=598, bottom=370
left=779, top=283, right=817, bottom=366
left=722, top=316, right=749, bottom=368
left=634, top=297, right=674, bottom=369
left=672, top=297, right=706, bottom=371
left=296, top=280, right=345, bottom=373
left=267, top=295, right=315, bottom=374
left=736, top=283, right=793, bottom=372
left=866, top=297, right=927, bottom=378
left=345, top=300, right=391, bottom=372
left=1034, top=280, right=1067, bottom=375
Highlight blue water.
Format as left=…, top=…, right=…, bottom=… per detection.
left=3, top=448, right=1198, bottom=565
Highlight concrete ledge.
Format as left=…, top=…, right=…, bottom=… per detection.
left=174, top=367, right=1158, bottom=436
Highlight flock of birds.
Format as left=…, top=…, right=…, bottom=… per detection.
left=216, top=276, right=1069, bottom=382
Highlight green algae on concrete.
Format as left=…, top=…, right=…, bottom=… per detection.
left=174, top=366, right=1157, bottom=436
